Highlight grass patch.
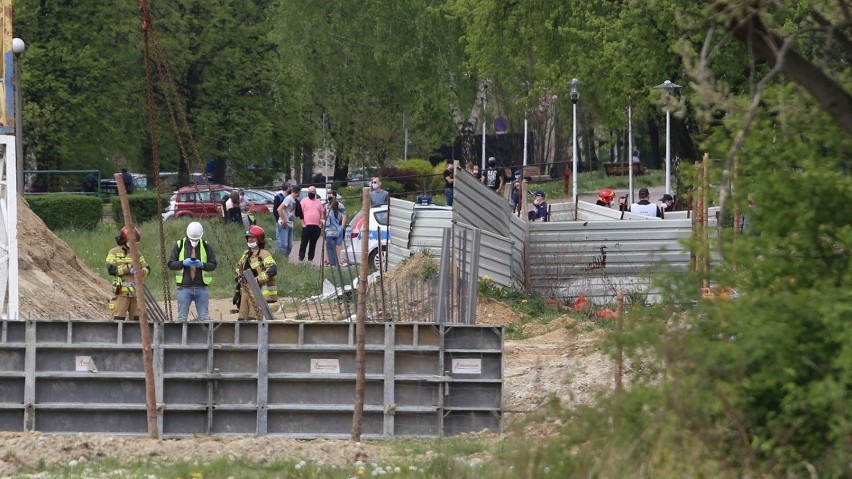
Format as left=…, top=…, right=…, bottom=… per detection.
left=56, top=214, right=326, bottom=301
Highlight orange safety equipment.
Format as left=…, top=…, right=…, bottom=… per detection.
left=244, top=225, right=265, bottom=243
left=115, top=226, right=142, bottom=246
left=598, top=188, right=616, bottom=205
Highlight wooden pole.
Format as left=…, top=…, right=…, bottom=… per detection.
left=351, top=187, right=370, bottom=440
left=521, top=179, right=531, bottom=293
left=377, top=225, right=388, bottom=320
left=702, top=154, right=710, bottom=287
left=114, top=173, right=159, bottom=439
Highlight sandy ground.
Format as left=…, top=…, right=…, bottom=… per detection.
left=3, top=195, right=616, bottom=476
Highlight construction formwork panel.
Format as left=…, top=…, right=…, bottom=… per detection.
left=0, top=319, right=503, bottom=439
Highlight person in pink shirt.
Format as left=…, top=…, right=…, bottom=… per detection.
left=298, top=185, right=325, bottom=262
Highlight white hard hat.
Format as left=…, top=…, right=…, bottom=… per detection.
left=186, top=222, right=204, bottom=240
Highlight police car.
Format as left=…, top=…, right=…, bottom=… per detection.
left=342, top=201, right=450, bottom=270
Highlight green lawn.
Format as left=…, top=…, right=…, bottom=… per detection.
left=57, top=214, right=344, bottom=301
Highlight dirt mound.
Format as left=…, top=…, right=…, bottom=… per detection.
left=504, top=323, right=612, bottom=414
left=16, top=195, right=111, bottom=319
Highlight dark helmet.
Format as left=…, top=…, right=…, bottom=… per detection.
left=115, top=226, right=141, bottom=246
left=245, top=225, right=265, bottom=246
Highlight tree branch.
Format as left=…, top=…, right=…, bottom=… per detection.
left=712, top=1, right=852, bottom=135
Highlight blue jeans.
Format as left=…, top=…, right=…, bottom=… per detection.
left=445, top=187, right=454, bottom=206
left=325, top=235, right=338, bottom=265
left=276, top=222, right=294, bottom=257
left=177, top=286, right=210, bottom=322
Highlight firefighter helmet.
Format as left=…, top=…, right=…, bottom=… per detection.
left=598, top=188, right=616, bottom=205
left=244, top=225, right=265, bottom=244
left=115, top=226, right=141, bottom=246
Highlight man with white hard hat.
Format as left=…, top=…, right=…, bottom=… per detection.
left=168, top=221, right=218, bottom=322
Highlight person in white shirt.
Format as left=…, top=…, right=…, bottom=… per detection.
left=625, top=188, right=663, bottom=218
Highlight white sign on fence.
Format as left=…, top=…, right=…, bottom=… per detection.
left=75, top=356, right=98, bottom=372
left=451, top=358, right=482, bottom=374
left=310, top=359, right=340, bottom=374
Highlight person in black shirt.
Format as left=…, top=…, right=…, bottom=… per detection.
left=443, top=160, right=455, bottom=206
left=481, top=157, right=503, bottom=193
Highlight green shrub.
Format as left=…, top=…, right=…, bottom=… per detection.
left=27, top=194, right=102, bottom=230
left=111, top=192, right=169, bottom=224
left=396, top=159, right=434, bottom=175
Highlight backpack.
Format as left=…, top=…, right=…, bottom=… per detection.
left=272, top=193, right=285, bottom=220
left=295, top=198, right=304, bottom=220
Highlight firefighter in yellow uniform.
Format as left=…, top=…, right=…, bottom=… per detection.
left=234, top=225, right=277, bottom=321
left=105, top=227, right=150, bottom=321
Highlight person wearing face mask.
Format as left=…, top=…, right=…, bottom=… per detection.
left=369, top=177, right=389, bottom=207
left=168, top=221, right=218, bottom=322
left=442, top=160, right=455, bottom=207
left=482, top=157, right=504, bottom=194
left=234, top=225, right=278, bottom=321
left=298, top=185, right=325, bottom=262
left=323, top=190, right=348, bottom=266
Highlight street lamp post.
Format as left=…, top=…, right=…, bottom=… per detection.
left=481, top=93, right=486, bottom=172
left=12, top=37, right=25, bottom=194
left=627, top=104, right=634, bottom=205
left=567, top=78, right=583, bottom=206
left=521, top=81, right=530, bottom=168
left=653, top=80, right=681, bottom=195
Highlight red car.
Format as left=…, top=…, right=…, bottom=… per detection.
left=173, top=185, right=231, bottom=219
left=173, top=185, right=270, bottom=219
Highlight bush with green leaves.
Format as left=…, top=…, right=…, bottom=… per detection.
left=27, top=194, right=103, bottom=230
left=111, top=192, right=170, bottom=225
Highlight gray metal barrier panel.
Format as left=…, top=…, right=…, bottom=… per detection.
left=0, top=320, right=502, bottom=439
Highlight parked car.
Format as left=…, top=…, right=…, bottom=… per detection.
left=173, top=185, right=231, bottom=219
left=100, top=173, right=148, bottom=195
left=243, top=189, right=276, bottom=213
left=342, top=203, right=451, bottom=270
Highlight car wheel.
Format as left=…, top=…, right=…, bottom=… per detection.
left=368, top=247, right=386, bottom=272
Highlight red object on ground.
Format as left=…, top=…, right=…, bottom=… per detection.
left=594, top=307, right=618, bottom=318
left=570, top=292, right=588, bottom=311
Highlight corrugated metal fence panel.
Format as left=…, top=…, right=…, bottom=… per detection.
left=528, top=219, right=693, bottom=302
left=455, top=222, right=514, bottom=287
left=549, top=201, right=664, bottom=222
left=387, top=199, right=415, bottom=268
left=454, top=170, right=511, bottom=238
left=408, top=209, right=453, bottom=254
left=507, top=215, right=526, bottom=288
left=0, top=320, right=503, bottom=439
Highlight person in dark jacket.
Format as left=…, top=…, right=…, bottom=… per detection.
left=168, top=222, right=217, bottom=322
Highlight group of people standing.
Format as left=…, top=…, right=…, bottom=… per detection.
left=104, top=176, right=396, bottom=323
left=596, top=187, right=675, bottom=218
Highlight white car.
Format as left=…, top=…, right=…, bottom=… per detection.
left=342, top=203, right=450, bottom=270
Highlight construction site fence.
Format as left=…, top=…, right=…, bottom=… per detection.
left=0, top=319, right=503, bottom=439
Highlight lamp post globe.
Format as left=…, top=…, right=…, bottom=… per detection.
left=566, top=78, right=583, bottom=211
left=12, top=38, right=25, bottom=55
left=653, top=80, right=681, bottom=195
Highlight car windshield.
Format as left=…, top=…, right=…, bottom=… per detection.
left=243, top=190, right=271, bottom=203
